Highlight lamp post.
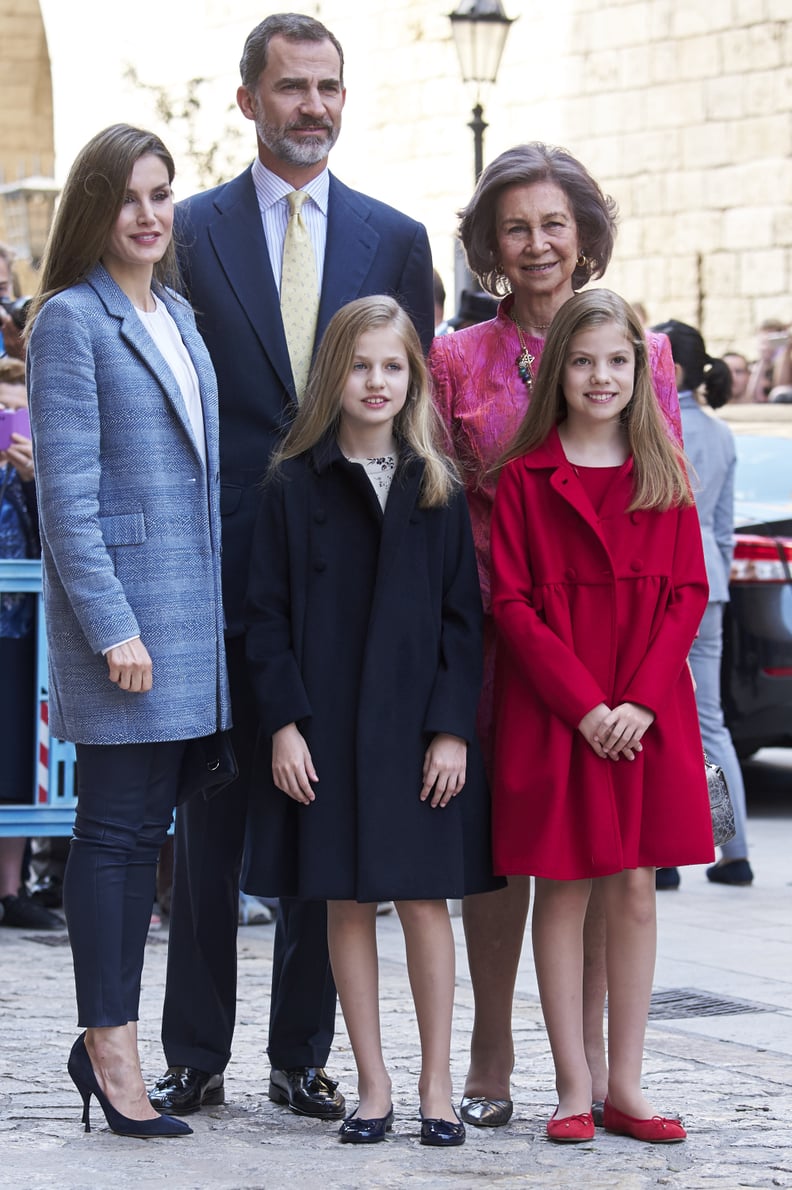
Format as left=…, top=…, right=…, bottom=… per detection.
left=449, top=0, right=515, bottom=181
left=0, top=176, right=60, bottom=269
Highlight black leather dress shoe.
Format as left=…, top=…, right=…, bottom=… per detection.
left=269, top=1067, right=345, bottom=1119
left=148, top=1066, right=225, bottom=1115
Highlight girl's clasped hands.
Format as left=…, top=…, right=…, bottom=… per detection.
left=578, top=701, right=655, bottom=761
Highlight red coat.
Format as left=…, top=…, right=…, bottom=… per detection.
left=490, top=429, right=714, bottom=879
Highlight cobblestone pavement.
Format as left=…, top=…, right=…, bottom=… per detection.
left=1, top=805, right=791, bottom=1190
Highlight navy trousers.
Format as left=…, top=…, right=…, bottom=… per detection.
left=65, top=739, right=185, bottom=1027
left=161, top=635, right=337, bottom=1074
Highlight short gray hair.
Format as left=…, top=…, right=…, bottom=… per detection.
left=459, top=143, right=618, bottom=297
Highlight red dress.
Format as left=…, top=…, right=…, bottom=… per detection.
left=490, top=428, right=715, bottom=879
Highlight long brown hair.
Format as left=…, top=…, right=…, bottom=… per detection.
left=273, top=296, right=457, bottom=508
left=27, top=124, right=178, bottom=328
left=499, top=289, right=692, bottom=511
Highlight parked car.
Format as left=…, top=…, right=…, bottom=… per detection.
left=716, top=404, right=792, bottom=756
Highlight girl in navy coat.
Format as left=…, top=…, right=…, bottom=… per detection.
left=26, top=126, right=229, bottom=1139
left=491, top=291, right=712, bottom=1144
left=244, top=295, right=498, bottom=1147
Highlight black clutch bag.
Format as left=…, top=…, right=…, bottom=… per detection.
left=705, top=753, right=736, bottom=848
left=178, top=730, right=238, bottom=804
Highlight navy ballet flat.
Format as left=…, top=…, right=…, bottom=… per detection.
left=338, top=1104, right=394, bottom=1143
left=420, top=1108, right=466, bottom=1147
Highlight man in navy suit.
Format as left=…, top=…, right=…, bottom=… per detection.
left=149, top=13, right=434, bottom=1119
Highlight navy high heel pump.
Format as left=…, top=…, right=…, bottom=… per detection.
left=67, top=1032, right=192, bottom=1138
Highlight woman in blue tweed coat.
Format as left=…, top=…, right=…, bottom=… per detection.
left=26, top=126, right=230, bottom=1139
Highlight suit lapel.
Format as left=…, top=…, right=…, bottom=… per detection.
left=199, top=170, right=382, bottom=394
left=206, top=168, right=294, bottom=394
left=318, top=175, right=380, bottom=341
left=159, top=290, right=219, bottom=469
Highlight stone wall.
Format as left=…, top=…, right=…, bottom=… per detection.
left=0, top=0, right=54, bottom=293
left=26, top=1, right=792, bottom=356
left=325, top=0, right=792, bottom=357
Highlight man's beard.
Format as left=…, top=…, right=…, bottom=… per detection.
left=255, top=114, right=339, bottom=167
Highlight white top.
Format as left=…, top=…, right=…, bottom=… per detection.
left=137, top=296, right=206, bottom=469
left=104, top=297, right=207, bottom=655
left=348, top=453, right=397, bottom=510
left=251, top=158, right=329, bottom=292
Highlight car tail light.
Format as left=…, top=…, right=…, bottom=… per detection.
left=730, top=535, right=792, bottom=583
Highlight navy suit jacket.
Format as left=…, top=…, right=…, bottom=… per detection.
left=175, top=166, right=434, bottom=633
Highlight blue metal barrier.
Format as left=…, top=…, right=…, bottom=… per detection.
left=0, top=558, right=77, bottom=836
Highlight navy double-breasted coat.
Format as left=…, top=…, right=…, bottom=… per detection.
left=241, top=439, right=500, bottom=903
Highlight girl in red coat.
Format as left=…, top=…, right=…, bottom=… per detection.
left=490, top=290, right=713, bottom=1144
left=245, top=296, right=499, bottom=1148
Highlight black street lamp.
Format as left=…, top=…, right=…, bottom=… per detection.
left=449, top=0, right=515, bottom=181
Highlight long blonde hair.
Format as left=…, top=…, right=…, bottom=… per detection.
left=498, top=289, right=691, bottom=511
left=274, top=295, right=457, bottom=508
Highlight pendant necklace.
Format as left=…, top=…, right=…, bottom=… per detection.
left=510, top=311, right=551, bottom=392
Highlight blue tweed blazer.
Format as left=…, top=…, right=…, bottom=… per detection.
left=27, top=264, right=230, bottom=744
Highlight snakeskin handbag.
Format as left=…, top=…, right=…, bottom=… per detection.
left=705, top=753, right=736, bottom=847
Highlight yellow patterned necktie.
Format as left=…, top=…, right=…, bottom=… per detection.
left=280, top=190, right=320, bottom=402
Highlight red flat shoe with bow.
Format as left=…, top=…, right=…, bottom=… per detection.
left=603, top=1099, right=686, bottom=1143
left=546, top=1109, right=595, bottom=1142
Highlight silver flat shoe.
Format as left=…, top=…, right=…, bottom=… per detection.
left=591, top=1099, right=605, bottom=1128
left=459, top=1095, right=514, bottom=1128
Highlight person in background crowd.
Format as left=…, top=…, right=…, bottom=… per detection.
left=26, top=123, right=229, bottom=1138
left=149, top=12, right=434, bottom=1122
left=0, top=356, right=63, bottom=930
left=0, top=243, right=14, bottom=357
left=769, top=332, right=792, bottom=393
left=0, top=243, right=26, bottom=361
left=651, top=319, right=753, bottom=890
left=722, top=351, right=751, bottom=403
left=630, top=299, right=650, bottom=329
left=433, top=268, right=446, bottom=333
left=746, top=319, right=789, bottom=402
left=428, top=142, right=682, bottom=1130
left=446, top=288, right=499, bottom=332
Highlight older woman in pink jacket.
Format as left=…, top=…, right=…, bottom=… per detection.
left=429, top=143, right=680, bottom=1129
